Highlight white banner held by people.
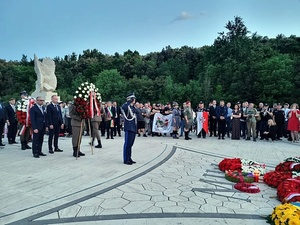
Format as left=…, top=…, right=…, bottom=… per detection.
left=152, top=113, right=173, bottom=133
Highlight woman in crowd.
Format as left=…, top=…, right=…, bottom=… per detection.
left=263, top=119, right=276, bottom=141
left=231, top=104, right=241, bottom=140
left=287, top=103, right=300, bottom=143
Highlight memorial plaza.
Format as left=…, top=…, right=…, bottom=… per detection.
left=0, top=133, right=298, bottom=225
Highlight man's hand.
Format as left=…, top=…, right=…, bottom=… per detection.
left=61, top=124, right=64, bottom=129
left=49, top=125, right=54, bottom=129
left=33, top=129, right=38, bottom=133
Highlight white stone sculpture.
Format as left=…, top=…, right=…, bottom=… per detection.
left=31, top=54, right=59, bottom=102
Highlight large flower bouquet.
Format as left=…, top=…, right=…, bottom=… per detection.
left=16, top=98, right=35, bottom=134
left=276, top=162, right=300, bottom=172
left=267, top=202, right=300, bottom=225
left=277, top=178, right=300, bottom=203
left=218, top=158, right=266, bottom=175
left=263, top=171, right=300, bottom=188
left=73, top=82, right=102, bottom=119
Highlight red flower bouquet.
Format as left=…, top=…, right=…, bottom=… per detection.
left=276, top=161, right=300, bottom=172
left=263, top=171, right=294, bottom=188
left=277, top=178, right=300, bottom=203
left=219, top=158, right=242, bottom=172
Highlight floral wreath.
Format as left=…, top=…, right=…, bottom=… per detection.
left=263, top=171, right=300, bottom=188
left=225, top=170, right=254, bottom=183
left=73, top=82, right=102, bottom=119
left=267, top=202, right=300, bottom=225
left=277, top=178, right=300, bottom=203
left=218, top=158, right=266, bottom=175
left=16, top=98, right=35, bottom=134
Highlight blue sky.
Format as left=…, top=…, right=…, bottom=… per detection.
left=1, top=0, right=299, bottom=61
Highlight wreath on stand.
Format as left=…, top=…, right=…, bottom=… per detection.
left=16, top=98, right=35, bottom=135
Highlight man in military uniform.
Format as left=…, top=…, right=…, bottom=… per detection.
left=90, top=104, right=105, bottom=148
left=244, top=103, right=258, bottom=142
left=69, top=102, right=85, bottom=157
left=122, top=93, right=137, bottom=165
left=184, top=101, right=193, bottom=140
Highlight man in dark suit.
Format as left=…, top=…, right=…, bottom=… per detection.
left=30, top=96, right=47, bottom=158
left=112, top=101, right=122, bottom=137
left=6, top=98, right=18, bottom=144
left=208, top=100, right=218, bottom=137
left=104, top=101, right=116, bottom=139
left=122, top=93, right=137, bottom=165
left=46, top=95, right=64, bottom=154
left=0, top=101, right=8, bottom=146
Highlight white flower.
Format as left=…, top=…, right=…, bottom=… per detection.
left=84, top=87, right=87, bottom=90
left=78, top=87, right=82, bottom=90
left=85, top=82, right=88, bottom=85
left=84, top=98, right=87, bottom=101
left=81, top=83, right=85, bottom=86
left=79, top=94, right=82, bottom=98
left=85, top=95, right=88, bottom=99
left=82, top=90, right=85, bottom=93
left=74, top=96, right=77, bottom=99
left=95, top=88, right=98, bottom=91
left=22, top=109, right=26, bottom=112
left=75, top=91, right=79, bottom=93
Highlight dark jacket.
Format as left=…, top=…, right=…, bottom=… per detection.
left=5, top=104, right=18, bottom=123
left=30, top=104, right=46, bottom=130
left=0, top=103, right=8, bottom=122
left=122, top=101, right=137, bottom=133
left=46, top=103, right=63, bottom=127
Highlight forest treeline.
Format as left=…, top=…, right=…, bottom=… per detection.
left=0, top=16, right=300, bottom=106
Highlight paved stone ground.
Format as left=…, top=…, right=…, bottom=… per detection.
left=0, top=132, right=299, bottom=225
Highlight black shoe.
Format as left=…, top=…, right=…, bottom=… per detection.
left=222, top=137, right=225, bottom=140
left=260, top=138, right=264, bottom=140
left=111, top=137, right=114, bottom=139
left=33, top=154, right=40, bottom=158
left=9, top=141, right=13, bottom=144
left=95, top=144, right=102, bottom=148
left=246, top=137, right=250, bottom=140
left=49, top=150, right=54, bottom=154
left=25, top=145, right=31, bottom=149
left=130, top=159, right=136, bottom=164
left=73, top=153, right=80, bottom=157
left=39, top=153, right=47, bottom=156
left=79, top=151, right=85, bottom=156
left=277, top=138, right=282, bottom=141
left=12, top=141, right=18, bottom=144
left=218, top=137, right=221, bottom=140
left=0, top=143, right=5, bottom=146
left=253, top=138, right=256, bottom=142
left=106, top=137, right=109, bottom=139
left=143, top=134, right=147, bottom=137
left=54, top=148, right=63, bottom=152
left=124, top=161, right=132, bottom=165
left=138, top=134, right=141, bottom=137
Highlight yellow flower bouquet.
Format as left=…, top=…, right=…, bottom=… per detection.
left=267, top=202, right=300, bottom=225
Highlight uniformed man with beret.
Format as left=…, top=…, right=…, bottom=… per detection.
left=121, top=93, right=137, bottom=165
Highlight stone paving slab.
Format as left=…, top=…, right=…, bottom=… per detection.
left=0, top=132, right=299, bottom=224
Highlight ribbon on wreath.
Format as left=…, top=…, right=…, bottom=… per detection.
left=89, top=92, right=101, bottom=118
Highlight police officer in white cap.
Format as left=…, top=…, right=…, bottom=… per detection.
left=121, top=93, right=137, bottom=165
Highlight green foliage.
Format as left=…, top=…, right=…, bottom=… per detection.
left=0, top=16, right=300, bottom=108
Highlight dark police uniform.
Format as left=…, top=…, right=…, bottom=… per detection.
left=122, top=94, right=137, bottom=165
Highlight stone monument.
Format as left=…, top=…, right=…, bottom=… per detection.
left=31, top=54, right=59, bottom=102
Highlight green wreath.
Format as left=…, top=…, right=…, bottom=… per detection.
left=225, top=170, right=254, bottom=183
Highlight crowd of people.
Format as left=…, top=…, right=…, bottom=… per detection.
left=0, top=92, right=300, bottom=160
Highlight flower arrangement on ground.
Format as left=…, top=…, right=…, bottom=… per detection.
left=225, top=170, right=254, bottom=183
left=218, top=158, right=266, bottom=175
left=267, top=202, right=300, bottom=225
left=263, top=171, right=300, bottom=188
left=277, top=178, right=300, bottom=203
